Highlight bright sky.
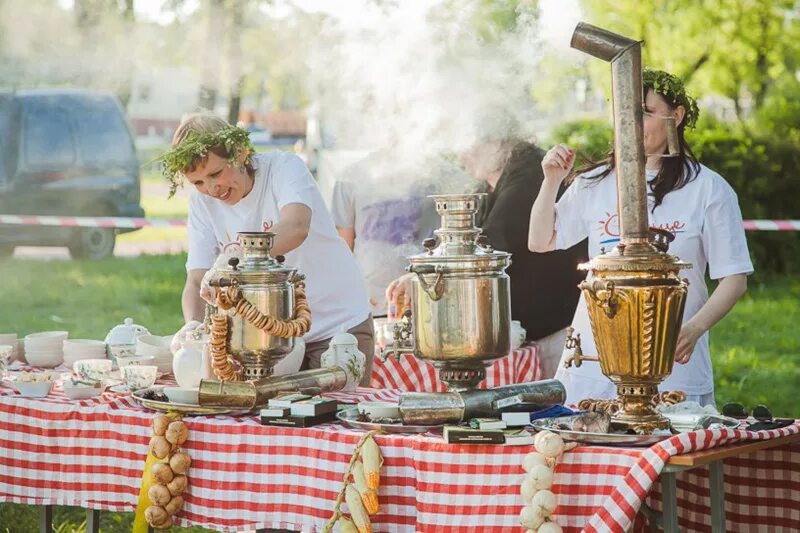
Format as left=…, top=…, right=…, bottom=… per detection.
left=60, top=0, right=582, bottom=39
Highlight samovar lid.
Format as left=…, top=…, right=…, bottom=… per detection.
left=579, top=236, right=692, bottom=273
left=217, top=232, right=298, bottom=284
left=408, top=193, right=510, bottom=272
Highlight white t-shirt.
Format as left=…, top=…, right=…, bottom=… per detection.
left=553, top=163, right=753, bottom=403
left=186, top=152, right=371, bottom=343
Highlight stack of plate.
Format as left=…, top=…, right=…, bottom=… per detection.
left=62, top=339, right=107, bottom=368
left=24, top=331, right=68, bottom=368
left=136, top=335, right=174, bottom=374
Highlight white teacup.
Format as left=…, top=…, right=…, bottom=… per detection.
left=0, top=344, right=13, bottom=370
left=74, top=358, right=113, bottom=382
left=121, top=365, right=158, bottom=391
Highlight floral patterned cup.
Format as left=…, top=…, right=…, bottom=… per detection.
left=74, top=358, right=113, bottom=382
left=121, top=365, right=158, bottom=391
left=0, top=345, right=13, bottom=371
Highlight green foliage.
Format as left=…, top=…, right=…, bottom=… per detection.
left=548, top=118, right=613, bottom=162
left=579, top=0, right=799, bottom=117
left=158, top=126, right=254, bottom=198
left=690, top=118, right=800, bottom=275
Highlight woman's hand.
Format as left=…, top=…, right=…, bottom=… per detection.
left=385, top=273, right=414, bottom=319
left=541, top=144, right=575, bottom=184
left=674, top=320, right=704, bottom=364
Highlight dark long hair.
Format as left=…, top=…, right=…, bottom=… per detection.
left=568, top=84, right=701, bottom=211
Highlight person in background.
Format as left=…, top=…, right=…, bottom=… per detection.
left=528, top=69, right=752, bottom=405
left=331, top=152, right=469, bottom=319
left=162, top=113, right=374, bottom=384
left=386, top=135, right=588, bottom=379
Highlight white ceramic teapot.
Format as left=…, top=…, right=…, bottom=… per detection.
left=173, top=332, right=208, bottom=389
left=320, top=332, right=366, bottom=392
left=105, top=317, right=150, bottom=362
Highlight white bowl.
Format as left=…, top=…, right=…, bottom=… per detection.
left=137, top=334, right=173, bottom=351
left=163, top=386, right=199, bottom=405
left=63, top=340, right=106, bottom=356
left=14, top=380, right=55, bottom=398
left=24, top=349, right=64, bottom=369
left=0, top=344, right=14, bottom=369
left=358, top=401, right=400, bottom=420
left=74, top=358, right=113, bottom=382
left=25, top=331, right=69, bottom=351
left=116, top=355, right=156, bottom=368
left=62, top=381, right=104, bottom=400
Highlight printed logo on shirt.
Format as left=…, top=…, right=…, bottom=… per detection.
left=596, top=212, right=686, bottom=245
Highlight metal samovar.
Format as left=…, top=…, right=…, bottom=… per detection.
left=384, top=193, right=512, bottom=391
left=563, top=23, right=692, bottom=434
left=207, top=231, right=310, bottom=381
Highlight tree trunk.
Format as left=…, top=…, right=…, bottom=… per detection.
left=226, top=0, right=244, bottom=124
left=198, top=0, right=225, bottom=111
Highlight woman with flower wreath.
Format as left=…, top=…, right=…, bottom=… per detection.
left=162, top=113, right=373, bottom=382
left=527, top=69, right=753, bottom=406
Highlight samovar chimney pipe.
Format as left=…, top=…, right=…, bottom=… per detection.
left=571, top=22, right=649, bottom=245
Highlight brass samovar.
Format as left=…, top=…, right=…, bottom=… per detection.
left=564, top=23, right=692, bottom=434
left=383, top=193, right=512, bottom=391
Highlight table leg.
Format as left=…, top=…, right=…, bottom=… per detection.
left=86, top=508, right=100, bottom=533
left=709, top=460, right=726, bottom=532
left=661, top=472, right=679, bottom=533
left=39, top=505, right=53, bottom=533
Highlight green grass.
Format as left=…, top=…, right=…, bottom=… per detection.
left=709, top=276, right=799, bottom=417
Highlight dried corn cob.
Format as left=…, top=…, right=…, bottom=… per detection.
left=361, top=436, right=382, bottom=490
left=345, top=484, right=372, bottom=533
left=353, top=461, right=379, bottom=515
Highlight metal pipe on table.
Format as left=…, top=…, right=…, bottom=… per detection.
left=398, top=379, right=566, bottom=425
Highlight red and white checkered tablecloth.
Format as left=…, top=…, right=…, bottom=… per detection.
left=370, top=343, right=541, bottom=391
left=1, top=373, right=799, bottom=532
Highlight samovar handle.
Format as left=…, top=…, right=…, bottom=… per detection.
left=408, top=264, right=445, bottom=301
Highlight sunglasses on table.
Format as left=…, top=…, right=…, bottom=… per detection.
left=721, top=403, right=795, bottom=431
left=721, top=403, right=773, bottom=421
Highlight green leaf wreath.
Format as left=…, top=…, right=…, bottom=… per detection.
left=643, top=68, right=700, bottom=129
left=158, top=126, right=255, bottom=198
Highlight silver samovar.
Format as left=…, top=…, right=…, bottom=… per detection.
left=384, top=193, right=512, bottom=391
left=207, top=231, right=310, bottom=381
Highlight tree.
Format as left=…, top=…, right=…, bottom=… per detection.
left=579, top=0, right=800, bottom=120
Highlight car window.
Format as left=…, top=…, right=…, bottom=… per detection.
left=23, top=103, right=76, bottom=170
left=73, top=98, right=135, bottom=166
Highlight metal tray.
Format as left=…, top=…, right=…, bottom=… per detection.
left=532, top=415, right=672, bottom=447
left=337, top=407, right=443, bottom=434
left=131, top=386, right=251, bottom=417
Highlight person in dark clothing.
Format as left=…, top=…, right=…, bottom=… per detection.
left=387, top=138, right=588, bottom=378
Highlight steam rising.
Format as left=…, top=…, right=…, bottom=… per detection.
left=305, top=1, right=545, bottom=158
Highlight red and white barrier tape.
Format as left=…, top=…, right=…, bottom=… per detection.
left=742, top=219, right=800, bottom=231
left=0, top=215, right=799, bottom=231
